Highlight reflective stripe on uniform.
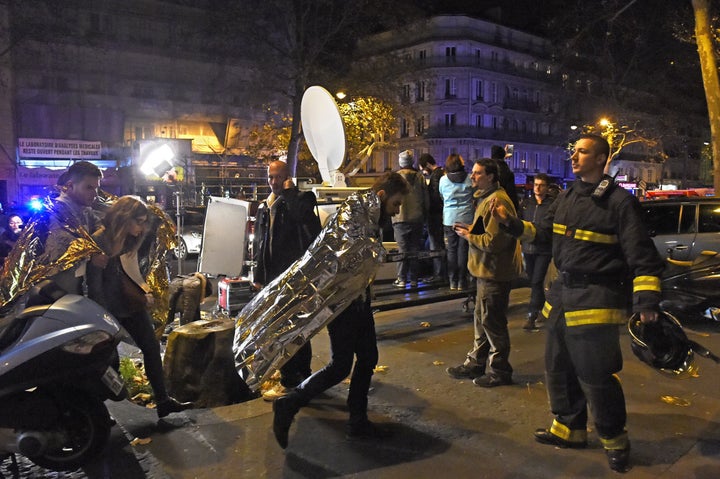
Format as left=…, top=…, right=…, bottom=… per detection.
left=553, top=223, right=618, bottom=244
left=600, top=430, right=629, bottom=450
left=633, top=275, right=661, bottom=293
left=541, top=301, right=552, bottom=319
left=564, top=308, right=627, bottom=327
left=550, top=419, right=588, bottom=443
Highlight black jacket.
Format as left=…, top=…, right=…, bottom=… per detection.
left=252, top=187, right=321, bottom=285
left=506, top=179, right=663, bottom=324
left=519, top=194, right=554, bottom=255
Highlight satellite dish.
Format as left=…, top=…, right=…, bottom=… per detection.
left=301, top=86, right=347, bottom=187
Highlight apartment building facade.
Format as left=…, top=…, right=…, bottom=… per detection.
left=354, top=15, right=576, bottom=189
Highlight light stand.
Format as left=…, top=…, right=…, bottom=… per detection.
left=140, top=143, right=184, bottom=275
left=174, top=189, right=183, bottom=275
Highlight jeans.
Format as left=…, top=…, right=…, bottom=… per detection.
left=117, top=310, right=169, bottom=402
left=426, top=216, right=446, bottom=279
left=524, top=253, right=552, bottom=314
left=279, top=342, right=312, bottom=388
left=393, top=222, right=424, bottom=282
left=293, top=296, right=378, bottom=422
left=444, top=225, right=468, bottom=286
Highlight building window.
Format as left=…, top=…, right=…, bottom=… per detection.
left=446, top=46, right=456, bottom=61
left=402, top=84, right=411, bottom=103
left=416, top=116, right=425, bottom=135
left=401, top=118, right=409, bottom=137
left=444, top=114, right=456, bottom=128
left=474, top=114, right=483, bottom=128
left=491, top=82, right=498, bottom=103
left=444, top=78, right=457, bottom=98
left=491, top=51, right=499, bottom=62
left=416, top=81, right=426, bottom=101
left=474, top=79, right=484, bottom=101
left=418, top=50, right=426, bottom=63
left=492, top=116, right=499, bottom=129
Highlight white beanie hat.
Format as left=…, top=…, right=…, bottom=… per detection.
left=399, top=150, right=414, bottom=168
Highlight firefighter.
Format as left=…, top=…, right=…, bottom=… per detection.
left=492, top=133, right=663, bottom=473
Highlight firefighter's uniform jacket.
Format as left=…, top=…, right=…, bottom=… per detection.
left=505, top=178, right=664, bottom=450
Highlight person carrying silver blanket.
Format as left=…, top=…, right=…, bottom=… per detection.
left=232, top=173, right=408, bottom=396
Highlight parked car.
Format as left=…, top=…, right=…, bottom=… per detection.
left=638, top=197, right=720, bottom=261
left=172, top=207, right=205, bottom=260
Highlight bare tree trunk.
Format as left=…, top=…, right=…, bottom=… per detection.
left=692, top=0, right=720, bottom=196
left=285, top=76, right=305, bottom=177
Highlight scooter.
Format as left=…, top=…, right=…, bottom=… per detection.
left=0, top=280, right=127, bottom=472
left=661, top=250, right=720, bottom=323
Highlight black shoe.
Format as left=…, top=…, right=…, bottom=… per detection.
left=534, top=428, right=587, bottom=449
left=345, top=419, right=391, bottom=441
left=156, top=397, right=193, bottom=418
left=472, top=374, right=513, bottom=388
left=446, top=364, right=484, bottom=379
left=606, top=447, right=631, bottom=473
left=522, top=318, right=537, bottom=330
left=272, top=396, right=298, bottom=449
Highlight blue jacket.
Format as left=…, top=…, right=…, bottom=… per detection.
left=439, top=171, right=474, bottom=226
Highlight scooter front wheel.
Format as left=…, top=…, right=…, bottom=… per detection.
left=28, top=392, right=112, bottom=471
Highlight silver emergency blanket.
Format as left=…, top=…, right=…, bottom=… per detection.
left=232, top=189, right=385, bottom=392
left=0, top=191, right=176, bottom=328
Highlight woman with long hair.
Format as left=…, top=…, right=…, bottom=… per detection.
left=87, top=196, right=191, bottom=419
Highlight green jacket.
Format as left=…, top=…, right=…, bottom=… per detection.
left=466, top=184, right=522, bottom=282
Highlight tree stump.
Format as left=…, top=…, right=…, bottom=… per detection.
left=163, top=318, right=252, bottom=407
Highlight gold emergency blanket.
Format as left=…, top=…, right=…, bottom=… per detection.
left=0, top=191, right=176, bottom=329
left=232, top=189, right=385, bottom=392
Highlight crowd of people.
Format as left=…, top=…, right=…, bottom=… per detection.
left=0, top=133, right=664, bottom=473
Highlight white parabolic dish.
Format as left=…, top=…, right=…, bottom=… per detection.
left=300, top=86, right=346, bottom=186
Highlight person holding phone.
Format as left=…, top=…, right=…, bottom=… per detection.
left=446, top=158, right=522, bottom=388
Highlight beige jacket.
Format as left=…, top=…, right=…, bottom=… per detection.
left=466, top=184, right=523, bottom=281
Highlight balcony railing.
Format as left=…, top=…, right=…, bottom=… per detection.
left=411, top=55, right=562, bottom=84
left=423, top=124, right=566, bottom=145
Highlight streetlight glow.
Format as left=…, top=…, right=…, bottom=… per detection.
left=336, top=91, right=346, bottom=100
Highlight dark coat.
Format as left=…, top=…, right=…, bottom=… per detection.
left=252, top=187, right=321, bottom=285
left=519, top=194, right=554, bottom=255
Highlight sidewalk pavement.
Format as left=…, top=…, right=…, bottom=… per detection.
left=105, top=288, right=720, bottom=479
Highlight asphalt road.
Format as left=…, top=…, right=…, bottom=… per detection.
left=6, top=287, right=719, bottom=478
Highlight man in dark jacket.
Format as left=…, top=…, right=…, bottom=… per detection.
left=519, top=173, right=554, bottom=330
left=253, top=160, right=322, bottom=400
left=419, top=153, right=446, bottom=283
left=492, top=134, right=663, bottom=473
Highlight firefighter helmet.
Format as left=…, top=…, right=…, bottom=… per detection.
left=628, top=311, right=708, bottom=378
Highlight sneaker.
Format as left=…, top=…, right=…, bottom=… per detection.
left=393, top=278, right=407, bottom=288
left=446, top=364, right=484, bottom=379
left=345, top=419, right=391, bottom=441
left=472, top=374, right=513, bottom=388
left=410, top=281, right=418, bottom=288
left=262, top=384, right=294, bottom=402
left=449, top=282, right=458, bottom=290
